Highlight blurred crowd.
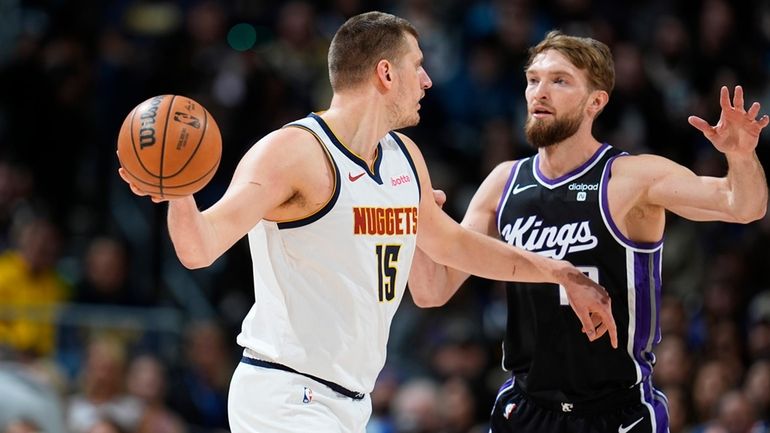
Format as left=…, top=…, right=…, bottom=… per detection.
left=1, top=0, right=770, bottom=432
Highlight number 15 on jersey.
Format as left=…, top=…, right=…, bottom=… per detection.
left=376, top=244, right=401, bottom=302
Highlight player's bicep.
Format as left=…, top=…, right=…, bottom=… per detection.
left=203, top=130, right=302, bottom=241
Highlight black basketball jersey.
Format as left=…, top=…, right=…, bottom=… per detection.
left=497, top=143, right=664, bottom=403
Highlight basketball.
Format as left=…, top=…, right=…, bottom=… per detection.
left=117, top=95, right=222, bottom=199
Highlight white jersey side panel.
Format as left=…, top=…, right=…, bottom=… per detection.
left=237, top=114, right=421, bottom=393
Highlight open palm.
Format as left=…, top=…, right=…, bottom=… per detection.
left=688, top=86, right=770, bottom=156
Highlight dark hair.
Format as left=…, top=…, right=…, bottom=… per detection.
left=328, top=11, right=418, bottom=92
left=526, top=30, right=615, bottom=96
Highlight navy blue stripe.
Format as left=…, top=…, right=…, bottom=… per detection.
left=309, top=113, right=383, bottom=184
left=277, top=124, right=341, bottom=230
left=389, top=131, right=421, bottom=200
left=240, top=356, right=365, bottom=400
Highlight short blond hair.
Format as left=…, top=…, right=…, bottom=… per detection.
left=526, top=30, right=615, bottom=95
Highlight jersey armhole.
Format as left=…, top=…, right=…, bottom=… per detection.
left=599, top=154, right=663, bottom=251
left=273, top=124, right=341, bottom=229
left=496, top=160, right=523, bottom=235
left=388, top=131, right=422, bottom=201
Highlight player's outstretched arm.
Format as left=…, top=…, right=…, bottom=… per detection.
left=630, top=86, right=769, bottom=223
left=400, top=133, right=618, bottom=347
left=408, top=162, right=515, bottom=307
left=120, top=128, right=308, bottom=269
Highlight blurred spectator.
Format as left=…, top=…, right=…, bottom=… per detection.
left=126, top=354, right=186, bottom=433
left=74, top=236, right=144, bottom=306
left=168, top=320, right=232, bottom=433
left=66, top=336, right=142, bottom=433
left=0, top=215, right=68, bottom=359
left=0, top=361, right=66, bottom=433
left=2, top=419, right=40, bottom=433
left=664, top=385, right=694, bottom=433
left=692, top=360, right=734, bottom=423
left=744, top=360, right=770, bottom=423
left=653, top=334, right=693, bottom=389
left=391, top=378, right=442, bottom=433
left=712, top=390, right=768, bottom=433
left=747, top=291, right=770, bottom=361
left=85, top=417, right=127, bottom=433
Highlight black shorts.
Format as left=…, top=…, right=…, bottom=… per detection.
left=490, top=377, right=669, bottom=433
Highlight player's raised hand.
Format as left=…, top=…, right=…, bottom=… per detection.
left=556, top=264, right=618, bottom=348
left=688, top=85, right=770, bottom=156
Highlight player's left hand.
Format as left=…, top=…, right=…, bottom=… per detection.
left=688, top=85, right=770, bottom=156
left=558, top=265, right=618, bottom=348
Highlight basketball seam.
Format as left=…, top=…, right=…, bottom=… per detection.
left=161, top=154, right=221, bottom=188
left=159, top=95, right=176, bottom=197
left=160, top=102, right=210, bottom=178
left=120, top=152, right=220, bottom=192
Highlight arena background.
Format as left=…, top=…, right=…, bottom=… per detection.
left=1, top=1, right=770, bottom=432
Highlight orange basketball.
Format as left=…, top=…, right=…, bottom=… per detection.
left=117, top=95, right=222, bottom=199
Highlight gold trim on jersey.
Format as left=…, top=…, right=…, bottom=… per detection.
left=272, top=124, right=338, bottom=224
left=313, top=111, right=380, bottom=172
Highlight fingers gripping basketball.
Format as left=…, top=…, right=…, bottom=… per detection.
left=117, top=95, right=222, bottom=198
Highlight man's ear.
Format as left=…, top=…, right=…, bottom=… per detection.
left=587, top=90, right=609, bottom=118
left=376, top=59, right=394, bottom=89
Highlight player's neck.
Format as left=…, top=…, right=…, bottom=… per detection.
left=322, top=92, right=390, bottom=164
left=536, top=131, right=603, bottom=179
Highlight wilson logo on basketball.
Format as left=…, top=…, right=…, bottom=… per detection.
left=138, top=95, right=164, bottom=149
left=391, top=174, right=411, bottom=187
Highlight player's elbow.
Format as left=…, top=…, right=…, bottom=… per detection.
left=411, top=290, right=449, bottom=308
left=732, top=203, right=767, bottom=224
left=175, top=248, right=214, bottom=269
left=409, top=282, right=451, bottom=308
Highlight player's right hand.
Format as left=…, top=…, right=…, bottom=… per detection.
left=555, top=263, right=618, bottom=348
left=118, top=167, right=169, bottom=203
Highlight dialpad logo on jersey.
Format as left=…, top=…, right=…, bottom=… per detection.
left=501, top=216, right=598, bottom=259
left=391, top=174, right=412, bottom=187
left=353, top=207, right=418, bottom=235
left=568, top=183, right=599, bottom=191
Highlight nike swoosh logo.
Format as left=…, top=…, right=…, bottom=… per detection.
left=348, top=172, right=366, bottom=182
left=618, top=417, right=643, bottom=433
left=512, top=184, right=537, bottom=195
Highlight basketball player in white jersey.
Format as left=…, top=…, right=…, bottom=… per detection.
left=119, top=13, right=619, bottom=433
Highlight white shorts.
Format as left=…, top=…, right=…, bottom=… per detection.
left=228, top=361, right=372, bottom=433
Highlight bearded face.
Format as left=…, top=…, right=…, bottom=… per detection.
left=524, top=102, right=585, bottom=148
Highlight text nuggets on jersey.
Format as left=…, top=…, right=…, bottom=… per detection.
left=353, top=207, right=418, bottom=236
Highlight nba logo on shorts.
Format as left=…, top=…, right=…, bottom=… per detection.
left=577, top=192, right=587, bottom=201
left=302, top=387, right=313, bottom=403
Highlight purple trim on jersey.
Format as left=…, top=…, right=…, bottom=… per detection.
left=652, top=249, right=663, bottom=347
left=601, top=155, right=664, bottom=250
left=633, top=252, right=655, bottom=381
left=642, top=378, right=670, bottom=433
left=496, top=160, right=521, bottom=233
left=534, top=142, right=610, bottom=185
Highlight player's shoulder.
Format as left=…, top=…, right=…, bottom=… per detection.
left=248, top=125, right=325, bottom=156
left=610, top=153, right=680, bottom=175
left=488, top=160, right=519, bottom=182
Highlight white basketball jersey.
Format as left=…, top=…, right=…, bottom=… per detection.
left=237, top=113, right=421, bottom=393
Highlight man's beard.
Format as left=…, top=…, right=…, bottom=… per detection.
left=524, top=108, right=583, bottom=148
left=389, top=87, right=420, bottom=129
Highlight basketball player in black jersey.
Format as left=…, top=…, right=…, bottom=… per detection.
left=409, top=31, right=769, bottom=433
